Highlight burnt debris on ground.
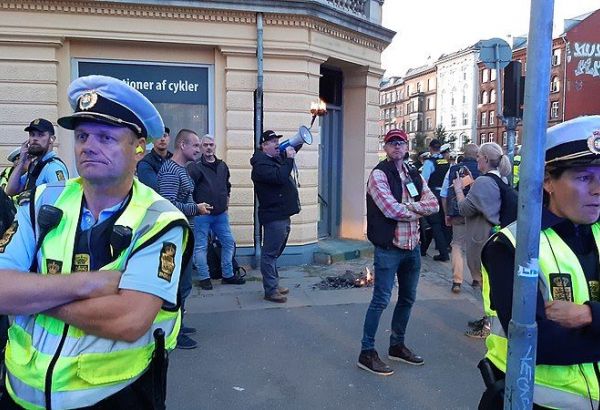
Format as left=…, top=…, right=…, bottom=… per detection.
left=314, top=269, right=374, bottom=290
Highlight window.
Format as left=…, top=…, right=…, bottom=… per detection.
left=398, top=105, right=403, bottom=116
left=502, top=131, right=507, bottom=146
left=482, top=69, right=490, bottom=83
left=488, top=132, right=495, bottom=143
left=551, top=76, right=560, bottom=93
left=427, top=97, right=431, bottom=110
left=451, top=91, right=455, bottom=106
left=462, top=112, right=468, bottom=126
left=480, top=133, right=486, bottom=144
left=489, top=111, right=495, bottom=126
left=490, top=89, right=496, bottom=103
left=391, top=92, right=396, bottom=102
left=406, top=103, right=411, bottom=114
left=552, top=49, right=561, bottom=66
left=406, top=84, right=410, bottom=95
left=426, top=117, right=432, bottom=130
left=462, top=91, right=467, bottom=104
left=451, top=115, right=457, bottom=127
left=551, top=101, right=559, bottom=119
left=417, top=82, right=422, bottom=93
left=481, top=111, right=487, bottom=126
left=428, top=78, right=434, bottom=91
left=491, top=69, right=497, bottom=81
left=481, top=91, right=489, bottom=104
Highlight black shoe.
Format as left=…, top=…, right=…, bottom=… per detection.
left=451, top=283, right=461, bottom=293
left=357, top=349, right=394, bottom=376
left=471, top=280, right=481, bottom=287
left=433, top=254, right=449, bottom=262
left=176, top=334, right=198, bottom=350
left=180, top=325, right=196, bottom=335
left=388, top=344, right=424, bottom=366
left=222, top=275, right=246, bottom=285
left=197, top=278, right=213, bottom=290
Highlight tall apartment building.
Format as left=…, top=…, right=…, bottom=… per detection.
left=378, top=65, right=436, bottom=152
left=379, top=76, right=404, bottom=149
left=436, top=45, right=480, bottom=150
left=476, top=8, right=600, bottom=147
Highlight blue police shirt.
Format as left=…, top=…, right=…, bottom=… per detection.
left=0, top=198, right=183, bottom=305
left=420, top=158, right=436, bottom=181
left=19, top=151, right=69, bottom=190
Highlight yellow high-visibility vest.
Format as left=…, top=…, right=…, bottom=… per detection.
left=5, top=178, right=191, bottom=409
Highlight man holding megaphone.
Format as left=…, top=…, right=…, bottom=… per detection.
left=251, top=130, right=301, bottom=303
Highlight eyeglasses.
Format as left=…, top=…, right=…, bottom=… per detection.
left=386, top=140, right=407, bottom=147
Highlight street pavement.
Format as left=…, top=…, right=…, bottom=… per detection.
left=167, top=253, right=487, bottom=409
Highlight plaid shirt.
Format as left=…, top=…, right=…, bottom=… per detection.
left=367, top=162, right=439, bottom=250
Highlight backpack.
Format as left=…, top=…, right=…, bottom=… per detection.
left=485, top=173, right=518, bottom=228
left=207, top=234, right=246, bottom=279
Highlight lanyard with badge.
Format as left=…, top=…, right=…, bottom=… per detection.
left=403, top=163, right=420, bottom=199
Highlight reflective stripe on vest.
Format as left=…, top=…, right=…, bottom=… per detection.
left=5, top=178, right=189, bottom=409
left=483, top=222, right=600, bottom=408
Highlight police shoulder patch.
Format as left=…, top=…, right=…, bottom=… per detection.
left=46, top=259, right=63, bottom=275
left=55, top=170, right=65, bottom=181
left=0, top=221, right=18, bottom=253
left=158, top=242, right=176, bottom=282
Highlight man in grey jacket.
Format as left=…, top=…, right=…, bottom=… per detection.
left=187, top=134, right=245, bottom=288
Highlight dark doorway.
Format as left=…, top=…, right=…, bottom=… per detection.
left=318, top=67, right=343, bottom=239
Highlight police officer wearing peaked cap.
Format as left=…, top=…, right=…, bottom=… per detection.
left=480, top=115, right=600, bottom=408
left=0, top=75, right=192, bottom=409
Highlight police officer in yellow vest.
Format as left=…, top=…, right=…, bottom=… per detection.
left=0, top=75, right=191, bottom=409
left=480, top=115, right=600, bottom=409
left=512, top=144, right=521, bottom=188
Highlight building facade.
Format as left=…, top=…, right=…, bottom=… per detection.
left=476, top=8, right=600, bottom=147
left=0, top=0, right=394, bottom=265
left=435, top=46, right=480, bottom=150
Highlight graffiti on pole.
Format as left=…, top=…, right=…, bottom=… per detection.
left=517, top=344, right=534, bottom=408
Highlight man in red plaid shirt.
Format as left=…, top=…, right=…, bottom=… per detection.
left=358, top=129, right=439, bottom=376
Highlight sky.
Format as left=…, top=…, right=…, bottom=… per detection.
left=380, top=0, right=600, bottom=77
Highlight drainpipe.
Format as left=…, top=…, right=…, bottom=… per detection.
left=560, top=35, right=567, bottom=123
left=253, top=12, right=264, bottom=267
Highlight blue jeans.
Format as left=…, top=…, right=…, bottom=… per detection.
left=193, top=212, right=236, bottom=280
left=361, top=245, right=421, bottom=351
left=260, top=218, right=291, bottom=296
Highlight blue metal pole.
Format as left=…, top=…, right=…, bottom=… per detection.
left=504, top=0, right=554, bottom=408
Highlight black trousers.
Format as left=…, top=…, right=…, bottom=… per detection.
left=0, top=367, right=159, bottom=410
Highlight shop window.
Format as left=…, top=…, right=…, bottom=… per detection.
left=78, top=60, right=212, bottom=143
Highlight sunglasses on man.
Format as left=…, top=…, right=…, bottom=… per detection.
left=386, top=140, right=407, bottom=147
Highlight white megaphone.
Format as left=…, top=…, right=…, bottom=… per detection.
left=279, top=125, right=313, bottom=153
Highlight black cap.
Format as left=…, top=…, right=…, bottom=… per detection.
left=261, top=130, right=282, bottom=144
left=429, top=139, right=441, bottom=149
left=24, top=118, right=55, bottom=135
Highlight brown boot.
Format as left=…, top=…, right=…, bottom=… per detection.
left=264, top=291, right=287, bottom=303
left=278, top=287, right=290, bottom=295
left=357, top=349, right=394, bottom=376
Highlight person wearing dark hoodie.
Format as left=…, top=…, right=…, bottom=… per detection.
left=187, top=134, right=245, bottom=287
left=250, top=130, right=300, bottom=303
